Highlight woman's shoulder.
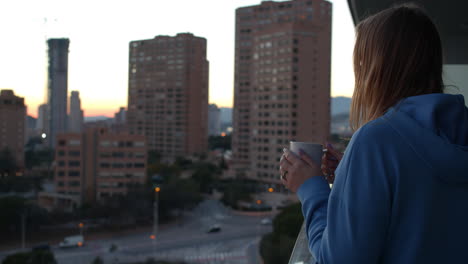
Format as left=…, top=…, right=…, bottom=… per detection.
left=350, top=117, right=400, bottom=148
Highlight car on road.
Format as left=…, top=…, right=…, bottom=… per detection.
left=59, top=235, right=84, bottom=248
left=261, top=218, right=272, bottom=225
left=207, top=224, right=221, bottom=233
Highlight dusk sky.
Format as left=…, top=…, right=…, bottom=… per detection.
left=0, top=0, right=355, bottom=117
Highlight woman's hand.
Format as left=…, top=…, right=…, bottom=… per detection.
left=321, top=143, right=344, bottom=184
left=279, top=148, right=322, bottom=192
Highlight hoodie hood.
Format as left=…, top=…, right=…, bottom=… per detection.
left=385, top=93, right=468, bottom=183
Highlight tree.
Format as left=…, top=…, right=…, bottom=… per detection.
left=91, top=257, right=104, bottom=264
left=0, top=148, right=18, bottom=177
left=2, top=250, right=57, bottom=264
left=0, top=196, right=49, bottom=236
left=208, top=135, right=231, bottom=150
left=260, top=203, right=303, bottom=264
left=221, top=181, right=253, bottom=209
left=191, top=162, right=219, bottom=193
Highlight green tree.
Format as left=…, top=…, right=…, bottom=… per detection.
left=2, top=250, right=57, bottom=264
left=0, top=148, right=18, bottom=177
left=208, top=135, right=231, bottom=150
left=221, top=181, right=253, bottom=209
left=260, top=203, right=303, bottom=264
left=191, top=162, right=219, bottom=193
left=0, top=196, right=49, bottom=236
left=91, top=257, right=104, bottom=264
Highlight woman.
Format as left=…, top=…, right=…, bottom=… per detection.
left=279, top=4, right=468, bottom=264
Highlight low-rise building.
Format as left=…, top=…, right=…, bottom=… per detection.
left=52, top=127, right=147, bottom=205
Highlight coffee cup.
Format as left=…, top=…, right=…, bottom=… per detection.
left=289, top=141, right=324, bottom=165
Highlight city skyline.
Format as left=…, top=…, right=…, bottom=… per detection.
left=0, top=0, right=355, bottom=117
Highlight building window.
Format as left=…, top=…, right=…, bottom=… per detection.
left=112, top=163, right=125, bottom=169
left=69, top=171, right=80, bottom=177
left=58, top=140, right=66, bottom=146
left=58, top=171, right=65, bottom=177
left=69, top=151, right=80, bottom=157
left=69, top=181, right=80, bottom=187
left=58, top=161, right=65, bottom=167
left=58, top=151, right=65, bottom=157
left=69, top=161, right=80, bottom=167
left=134, top=163, right=145, bottom=168
left=100, top=162, right=110, bottom=168
left=69, top=140, right=81, bottom=146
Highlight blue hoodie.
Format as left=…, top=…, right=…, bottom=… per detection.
left=297, top=93, right=468, bottom=264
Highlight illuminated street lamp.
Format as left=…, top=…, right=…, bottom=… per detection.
left=256, top=199, right=262, bottom=205
left=79, top=222, right=84, bottom=236
left=268, top=187, right=274, bottom=193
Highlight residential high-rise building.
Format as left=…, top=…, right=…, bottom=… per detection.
left=0, top=90, right=26, bottom=169
left=69, top=91, right=83, bottom=133
left=37, top=104, right=48, bottom=132
left=127, top=33, right=209, bottom=161
left=53, top=127, right=147, bottom=204
left=208, top=104, right=221, bottom=136
left=232, top=0, right=332, bottom=185
left=114, top=107, right=126, bottom=124
left=47, top=38, right=69, bottom=148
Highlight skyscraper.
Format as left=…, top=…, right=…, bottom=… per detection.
left=36, top=104, right=48, bottom=132
left=127, top=33, right=209, bottom=161
left=0, top=90, right=26, bottom=169
left=47, top=38, right=69, bottom=148
left=69, top=91, right=83, bottom=133
left=232, top=0, right=332, bottom=185
left=208, top=104, right=221, bottom=136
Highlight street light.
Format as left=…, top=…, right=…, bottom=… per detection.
left=79, top=222, right=84, bottom=236
left=152, top=185, right=160, bottom=257
left=268, top=187, right=274, bottom=193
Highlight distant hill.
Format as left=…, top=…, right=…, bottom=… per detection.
left=331, top=96, right=351, bottom=116
left=84, top=116, right=112, bottom=122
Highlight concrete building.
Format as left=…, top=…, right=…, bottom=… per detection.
left=127, top=33, right=209, bottom=161
left=36, top=104, right=48, bottom=132
left=232, top=0, right=332, bottom=184
left=208, top=104, right=221, bottom=136
left=0, top=90, right=26, bottom=169
left=69, top=91, right=83, bottom=133
left=46, top=38, right=69, bottom=148
left=54, top=127, right=147, bottom=204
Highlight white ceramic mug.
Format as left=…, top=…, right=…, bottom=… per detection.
left=289, top=141, right=324, bottom=165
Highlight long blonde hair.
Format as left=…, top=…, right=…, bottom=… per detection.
left=350, top=4, right=444, bottom=131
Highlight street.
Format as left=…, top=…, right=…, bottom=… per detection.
left=0, top=199, right=274, bottom=264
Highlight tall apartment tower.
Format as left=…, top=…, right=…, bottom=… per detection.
left=208, top=104, right=221, bottom=136
left=69, top=91, right=83, bottom=133
left=0, top=90, right=26, bottom=170
left=127, top=33, right=209, bottom=161
left=232, top=0, right=332, bottom=184
left=36, top=104, right=48, bottom=132
left=47, top=38, right=70, bottom=148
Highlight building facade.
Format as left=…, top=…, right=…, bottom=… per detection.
left=36, top=104, right=47, bottom=132
left=232, top=0, right=332, bottom=184
left=127, top=33, right=209, bottom=161
left=208, top=104, right=221, bottom=136
left=69, top=91, right=83, bottom=133
left=0, top=90, right=26, bottom=169
left=54, top=128, right=147, bottom=203
left=47, top=38, right=69, bottom=148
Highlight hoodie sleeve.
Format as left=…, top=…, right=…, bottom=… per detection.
left=297, top=122, right=393, bottom=263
